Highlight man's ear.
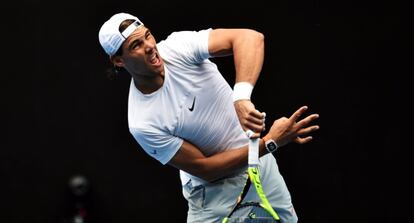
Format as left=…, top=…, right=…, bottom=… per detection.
left=110, top=55, right=124, bottom=67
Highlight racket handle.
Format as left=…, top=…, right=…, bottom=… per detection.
left=246, top=129, right=255, bottom=138
left=248, top=137, right=260, bottom=166
left=246, top=112, right=266, bottom=166
left=246, top=129, right=259, bottom=166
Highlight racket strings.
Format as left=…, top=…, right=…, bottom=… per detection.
left=227, top=202, right=280, bottom=223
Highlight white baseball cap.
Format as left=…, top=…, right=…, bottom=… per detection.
left=98, top=12, right=144, bottom=56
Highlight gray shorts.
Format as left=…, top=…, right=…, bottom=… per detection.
left=182, top=154, right=298, bottom=223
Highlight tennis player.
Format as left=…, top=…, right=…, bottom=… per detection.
left=98, top=12, right=319, bottom=223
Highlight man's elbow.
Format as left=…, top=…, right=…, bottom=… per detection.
left=191, top=164, right=221, bottom=183
left=169, top=159, right=220, bottom=183
left=255, top=30, right=265, bottom=43
left=247, top=29, right=264, bottom=42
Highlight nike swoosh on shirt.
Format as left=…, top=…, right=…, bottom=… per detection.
left=188, top=96, right=196, bottom=111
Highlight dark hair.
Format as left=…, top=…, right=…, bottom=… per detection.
left=106, top=19, right=137, bottom=80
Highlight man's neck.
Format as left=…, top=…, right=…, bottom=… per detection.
left=133, top=72, right=164, bottom=94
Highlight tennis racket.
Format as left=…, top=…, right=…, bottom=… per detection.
left=222, top=120, right=281, bottom=223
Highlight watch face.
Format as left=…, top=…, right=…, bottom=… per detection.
left=268, top=142, right=277, bottom=152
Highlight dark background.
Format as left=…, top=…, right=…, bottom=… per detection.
left=2, top=0, right=410, bottom=223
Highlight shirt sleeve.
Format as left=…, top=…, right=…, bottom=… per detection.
left=129, top=127, right=183, bottom=165
left=161, top=28, right=212, bottom=64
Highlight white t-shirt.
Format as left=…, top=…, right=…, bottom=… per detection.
left=128, top=29, right=248, bottom=186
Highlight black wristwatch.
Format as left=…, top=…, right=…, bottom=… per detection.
left=263, top=136, right=278, bottom=153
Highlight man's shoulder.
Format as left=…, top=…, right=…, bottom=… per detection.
left=163, top=29, right=212, bottom=41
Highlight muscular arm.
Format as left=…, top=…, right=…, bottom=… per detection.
left=208, top=29, right=266, bottom=134
left=208, top=28, right=265, bottom=85
left=168, top=139, right=268, bottom=183
left=167, top=106, right=320, bottom=183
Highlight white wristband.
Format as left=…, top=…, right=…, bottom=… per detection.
left=233, top=82, right=254, bottom=102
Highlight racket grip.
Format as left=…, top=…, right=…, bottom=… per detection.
left=248, top=137, right=260, bottom=166
left=246, top=129, right=255, bottom=138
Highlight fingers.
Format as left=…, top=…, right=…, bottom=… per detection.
left=244, top=122, right=265, bottom=133
left=264, top=106, right=319, bottom=146
left=244, top=124, right=265, bottom=134
left=250, top=109, right=266, bottom=119
left=297, top=125, right=319, bottom=136
left=246, top=114, right=265, bottom=125
left=246, top=130, right=254, bottom=138
left=245, top=129, right=261, bottom=139
left=289, top=106, right=308, bottom=121
left=244, top=110, right=266, bottom=133
left=296, top=114, right=319, bottom=128
left=250, top=132, right=261, bottom=139
left=234, top=100, right=266, bottom=133
left=295, top=112, right=319, bottom=144
left=294, top=136, right=313, bottom=144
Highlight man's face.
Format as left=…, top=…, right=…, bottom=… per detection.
left=119, top=26, right=164, bottom=77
